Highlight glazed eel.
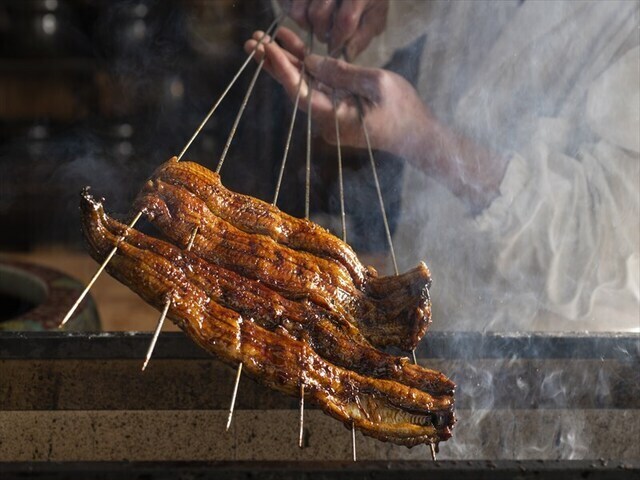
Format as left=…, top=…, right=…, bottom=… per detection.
left=79, top=158, right=455, bottom=447
left=138, top=157, right=432, bottom=351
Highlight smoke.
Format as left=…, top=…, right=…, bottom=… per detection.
left=386, top=0, right=640, bottom=333
left=273, top=1, right=639, bottom=460
left=424, top=336, right=639, bottom=460
left=51, top=132, right=132, bottom=212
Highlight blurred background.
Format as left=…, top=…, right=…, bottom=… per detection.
left=0, top=0, right=411, bottom=331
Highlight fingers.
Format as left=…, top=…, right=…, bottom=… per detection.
left=243, top=29, right=371, bottom=144
left=244, top=33, right=333, bottom=116
left=344, top=0, right=388, bottom=60
left=308, top=0, right=336, bottom=45
left=274, top=27, right=308, bottom=60
left=288, top=0, right=311, bottom=29
left=244, top=32, right=302, bottom=70
left=305, top=54, right=384, bottom=102
left=244, top=28, right=306, bottom=61
left=330, top=0, right=368, bottom=54
left=283, top=0, right=387, bottom=59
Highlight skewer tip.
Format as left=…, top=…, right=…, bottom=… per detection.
left=226, top=362, right=243, bottom=431
left=141, top=297, right=171, bottom=372
left=298, top=383, right=305, bottom=449
left=430, top=442, right=437, bottom=461
left=58, top=214, right=138, bottom=329
left=351, top=422, right=357, bottom=462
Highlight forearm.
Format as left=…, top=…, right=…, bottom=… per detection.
left=396, top=109, right=509, bottom=212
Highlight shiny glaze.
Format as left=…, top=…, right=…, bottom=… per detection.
left=142, top=158, right=433, bottom=351
left=149, top=158, right=367, bottom=285
left=80, top=184, right=455, bottom=447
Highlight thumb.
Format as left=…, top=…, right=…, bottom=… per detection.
left=305, top=54, right=383, bottom=102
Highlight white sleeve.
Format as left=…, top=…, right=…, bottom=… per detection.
left=476, top=62, right=639, bottom=329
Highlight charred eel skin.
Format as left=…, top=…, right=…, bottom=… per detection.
left=79, top=161, right=455, bottom=447
left=138, top=157, right=432, bottom=351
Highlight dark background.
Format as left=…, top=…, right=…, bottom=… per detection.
left=0, top=0, right=415, bottom=253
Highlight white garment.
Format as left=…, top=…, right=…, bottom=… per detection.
left=376, top=0, right=640, bottom=332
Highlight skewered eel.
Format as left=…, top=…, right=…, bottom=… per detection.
left=80, top=157, right=455, bottom=447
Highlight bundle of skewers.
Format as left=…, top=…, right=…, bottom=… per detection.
left=59, top=15, right=456, bottom=461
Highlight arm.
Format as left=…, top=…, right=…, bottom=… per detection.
left=246, top=27, right=508, bottom=211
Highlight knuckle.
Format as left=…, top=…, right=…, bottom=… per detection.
left=370, top=69, right=386, bottom=88
left=310, top=0, right=334, bottom=27
left=334, top=58, right=350, bottom=75
left=362, top=69, right=388, bottom=102
left=332, top=59, right=353, bottom=83
left=339, top=11, right=359, bottom=31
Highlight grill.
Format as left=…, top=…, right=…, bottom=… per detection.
left=1, top=331, right=638, bottom=479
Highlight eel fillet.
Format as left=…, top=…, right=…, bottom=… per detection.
left=79, top=159, right=455, bottom=447
left=137, top=157, right=432, bottom=351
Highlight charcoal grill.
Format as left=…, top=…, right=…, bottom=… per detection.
left=0, top=331, right=638, bottom=479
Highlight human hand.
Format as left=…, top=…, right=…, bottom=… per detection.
left=278, top=0, right=388, bottom=59
left=244, top=27, right=432, bottom=159
left=246, top=28, right=507, bottom=211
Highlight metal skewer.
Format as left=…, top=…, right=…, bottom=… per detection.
left=58, top=18, right=282, bottom=328
left=265, top=31, right=312, bottom=448
left=142, top=298, right=170, bottom=372
left=354, top=97, right=399, bottom=277
left=304, top=87, right=313, bottom=220
left=299, top=33, right=316, bottom=447
left=141, top=227, right=198, bottom=371
left=298, top=67, right=314, bottom=450
left=298, top=383, right=305, bottom=448
left=430, top=442, right=437, bottom=461
left=59, top=210, right=143, bottom=327
left=353, top=95, right=419, bottom=366
left=342, top=48, right=421, bottom=367
left=331, top=85, right=358, bottom=462
left=272, top=63, right=306, bottom=206
left=226, top=361, right=243, bottom=431
left=264, top=29, right=314, bottom=448
left=351, top=421, right=357, bottom=462
left=332, top=92, right=347, bottom=243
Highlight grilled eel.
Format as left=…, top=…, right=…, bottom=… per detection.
left=134, top=174, right=451, bottom=397
left=136, top=157, right=431, bottom=351
left=80, top=189, right=455, bottom=448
